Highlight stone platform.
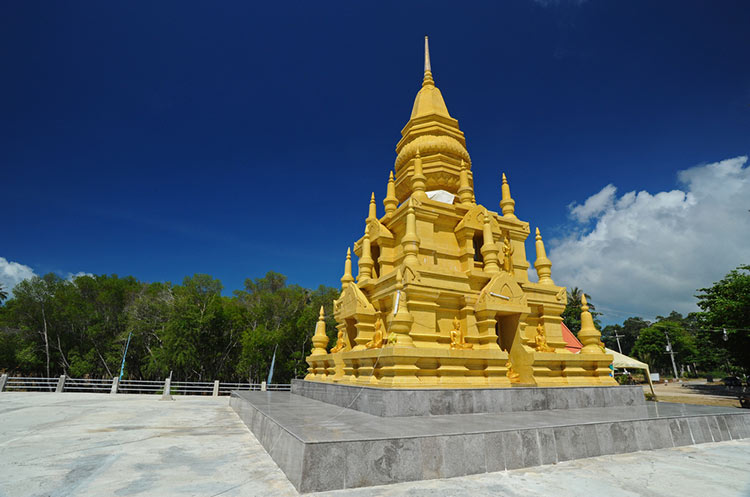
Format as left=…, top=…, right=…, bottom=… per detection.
left=230, top=389, right=750, bottom=493
left=291, top=379, right=644, bottom=417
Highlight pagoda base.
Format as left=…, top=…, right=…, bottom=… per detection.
left=291, top=379, right=644, bottom=417
left=230, top=389, right=750, bottom=493
left=305, top=347, right=617, bottom=388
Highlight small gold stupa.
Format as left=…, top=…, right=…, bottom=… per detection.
left=306, top=38, right=615, bottom=388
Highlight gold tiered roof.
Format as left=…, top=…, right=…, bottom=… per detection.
left=306, top=38, right=614, bottom=389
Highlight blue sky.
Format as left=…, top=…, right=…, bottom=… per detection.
left=2, top=1, right=749, bottom=323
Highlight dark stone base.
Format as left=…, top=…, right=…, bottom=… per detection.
left=291, top=379, right=645, bottom=417
left=231, top=390, right=750, bottom=493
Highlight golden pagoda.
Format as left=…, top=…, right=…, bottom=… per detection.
left=306, top=38, right=615, bottom=388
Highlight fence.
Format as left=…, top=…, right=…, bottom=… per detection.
left=0, top=374, right=291, bottom=396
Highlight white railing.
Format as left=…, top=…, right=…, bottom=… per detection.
left=0, top=374, right=291, bottom=396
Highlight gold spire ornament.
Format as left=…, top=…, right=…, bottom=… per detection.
left=481, top=214, right=500, bottom=273
left=534, top=228, right=554, bottom=285
left=578, top=294, right=604, bottom=354
left=368, top=193, right=377, bottom=220
left=457, top=160, right=473, bottom=205
left=311, top=306, right=330, bottom=355
left=340, top=248, right=354, bottom=289
left=384, top=171, right=398, bottom=215
left=389, top=268, right=414, bottom=347
left=500, top=173, right=516, bottom=219
left=357, top=226, right=374, bottom=284
left=411, top=149, right=427, bottom=200
left=403, top=202, right=420, bottom=265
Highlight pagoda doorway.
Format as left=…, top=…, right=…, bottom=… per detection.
left=495, top=313, right=520, bottom=353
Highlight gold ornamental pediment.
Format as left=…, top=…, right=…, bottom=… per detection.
left=475, top=273, right=529, bottom=314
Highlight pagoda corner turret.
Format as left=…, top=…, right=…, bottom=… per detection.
left=305, top=37, right=616, bottom=388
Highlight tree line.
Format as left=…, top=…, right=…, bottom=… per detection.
left=1, top=264, right=747, bottom=382
left=563, top=265, right=750, bottom=378
left=0, top=272, right=338, bottom=383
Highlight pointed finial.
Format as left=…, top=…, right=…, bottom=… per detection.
left=310, top=304, right=329, bottom=355
left=368, top=192, right=377, bottom=220
left=341, top=247, right=354, bottom=288
left=500, top=172, right=516, bottom=219
left=578, top=291, right=603, bottom=353
left=396, top=267, right=403, bottom=288
left=458, top=159, right=473, bottom=205
left=423, top=36, right=435, bottom=87
left=411, top=148, right=427, bottom=199
left=384, top=171, right=398, bottom=214
left=424, top=36, right=431, bottom=72
left=534, top=228, right=554, bottom=285
left=481, top=213, right=500, bottom=274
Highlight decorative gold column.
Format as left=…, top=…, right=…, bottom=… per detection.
left=500, top=173, right=516, bottom=219
left=357, top=226, right=374, bottom=284
left=577, top=294, right=603, bottom=353
left=403, top=202, right=420, bottom=265
left=340, top=248, right=354, bottom=289
left=457, top=160, right=473, bottom=205
left=481, top=214, right=500, bottom=274
left=411, top=150, right=427, bottom=200
left=534, top=228, right=554, bottom=285
left=384, top=171, right=398, bottom=215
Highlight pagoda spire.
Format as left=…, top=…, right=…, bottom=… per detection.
left=411, top=149, right=427, bottom=200
left=578, top=294, right=604, bottom=354
left=534, top=228, right=554, bottom=285
left=340, top=247, right=354, bottom=289
left=389, top=268, right=414, bottom=347
left=457, top=159, right=473, bottom=205
left=481, top=213, right=500, bottom=273
left=383, top=171, right=398, bottom=215
left=500, top=173, right=517, bottom=219
left=368, top=192, right=377, bottom=220
left=358, top=226, right=374, bottom=284
left=423, top=36, right=434, bottom=88
left=403, top=201, right=420, bottom=265
left=310, top=306, right=329, bottom=355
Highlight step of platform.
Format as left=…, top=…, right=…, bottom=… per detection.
left=230, top=390, right=750, bottom=493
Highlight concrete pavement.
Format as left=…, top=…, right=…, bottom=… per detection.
left=0, top=392, right=748, bottom=497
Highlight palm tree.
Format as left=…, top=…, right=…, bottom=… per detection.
left=562, top=287, right=598, bottom=334
left=0, top=283, right=7, bottom=303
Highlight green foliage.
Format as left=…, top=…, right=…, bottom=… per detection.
left=691, top=265, right=750, bottom=373
left=561, top=287, right=601, bottom=334
left=631, top=316, right=698, bottom=376
left=601, top=317, right=649, bottom=356
left=0, top=270, right=338, bottom=383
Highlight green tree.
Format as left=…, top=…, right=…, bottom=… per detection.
left=0, top=283, right=8, bottom=303
left=631, top=319, right=698, bottom=376
left=602, top=317, right=650, bottom=356
left=692, top=265, right=750, bottom=374
left=561, top=287, right=601, bottom=334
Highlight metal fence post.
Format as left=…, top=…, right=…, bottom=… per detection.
left=55, top=375, right=66, bottom=393
left=213, top=380, right=220, bottom=397
left=161, top=377, right=173, bottom=400
left=0, top=374, right=7, bottom=392
left=110, top=377, right=119, bottom=394
left=261, top=381, right=267, bottom=392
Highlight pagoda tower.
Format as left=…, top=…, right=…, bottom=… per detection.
left=306, top=38, right=615, bottom=388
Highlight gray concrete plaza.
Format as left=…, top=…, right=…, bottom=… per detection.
left=1, top=392, right=749, bottom=497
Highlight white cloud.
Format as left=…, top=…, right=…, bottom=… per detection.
left=547, top=156, right=750, bottom=322
left=569, top=184, right=617, bottom=222
left=0, top=257, right=36, bottom=294
left=66, top=271, right=94, bottom=281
